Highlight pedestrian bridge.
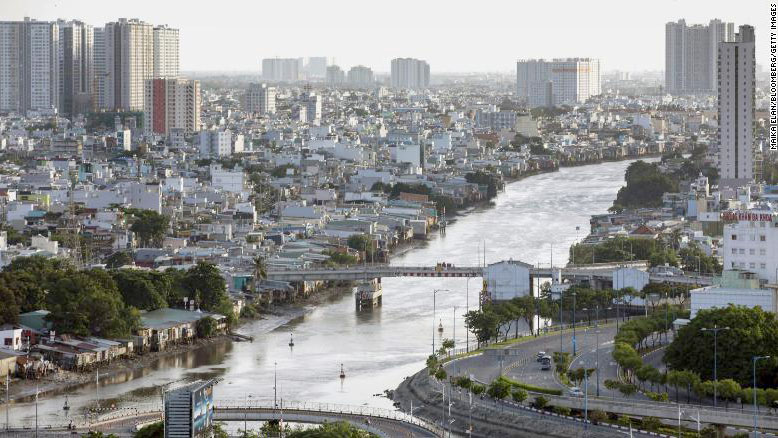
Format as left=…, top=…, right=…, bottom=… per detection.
left=266, top=260, right=714, bottom=287
left=214, top=400, right=441, bottom=437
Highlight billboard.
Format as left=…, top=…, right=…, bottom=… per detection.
left=192, top=382, right=214, bottom=437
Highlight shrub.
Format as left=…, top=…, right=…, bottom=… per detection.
left=511, top=388, right=528, bottom=403
left=487, top=376, right=513, bottom=399
left=589, top=410, right=607, bottom=424
left=641, top=416, right=661, bottom=432
left=553, top=406, right=571, bottom=416
left=617, top=415, right=631, bottom=427
left=533, top=396, right=549, bottom=409
left=454, top=376, right=472, bottom=390
left=471, top=384, right=485, bottom=395
left=434, top=368, right=447, bottom=380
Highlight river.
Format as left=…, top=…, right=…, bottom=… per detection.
left=7, top=159, right=638, bottom=426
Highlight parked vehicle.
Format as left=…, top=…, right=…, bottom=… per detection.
left=568, top=387, right=584, bottom=397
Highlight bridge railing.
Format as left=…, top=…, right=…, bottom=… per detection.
left=215, top=399, right=444, bottom=434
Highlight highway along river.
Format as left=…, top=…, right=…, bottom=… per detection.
left=8, top=159, right=642, bottom=426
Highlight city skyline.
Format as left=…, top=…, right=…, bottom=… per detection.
left=2, top=0, right=767, bottom=73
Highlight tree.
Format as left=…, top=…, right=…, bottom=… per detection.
left=487, top=376, right=512, bottom=399
left=285, top=421, right=378, bottom=437
left=181, top=262, right=229, bottom=312
left=45, top=269, right=139, bottom=338
left=533, top=396, right=549, bottom=409
left=612, top=161, right=679, bottom=210
left=0, top=285, right=19, bottom=325
left=133, top=421, right=163, bottom=438
left=664, top=306, right=778, bottom=386
left=111, top=270, right=167, bottom=310
left=346, top=234, right=375, bottom=259
left=196, top=317, right=218, bottom=338
left=128, top=209, right=169, bottom=248
left=464, top=307, right=500, bottom=343
left=104, top=251, right=133, bottom=269
left=511, top=388, right=528, bottom=403
left=252, top=256, right=267, bottom=293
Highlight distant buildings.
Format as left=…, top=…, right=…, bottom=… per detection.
left=515, top=58, right=601, bottom=108
left=244, top=82, right=276, bottom=115
left=143, top=78, right=201, bottom=137
left=262, top=58, right=300, bottom=82
left=347, top=65, right=374, bottom=88
left=153, top=24, right=179, bottom=79
left=103, top=19, right=155, bottom=111
left=305, top=56, right=327, bottom=79
left=390, top=58, right=430, bottom=90
left=718, top=25, right=755, bottom=188
left=722, top=208, right=776, bottom=283
left=326, top=65, right=345, bottom=86
left=0, top=18, right=59, bottom=113
left=665, top=19, right=734, bottom=94
left=198, top=129, right=233, bottom=157
left=57, top=20, right=94, bottom=117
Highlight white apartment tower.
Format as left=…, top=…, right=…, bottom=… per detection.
left=326, top=65, right=345, bottom=86
left=516, top=58, right=601, bottom=108
left=58, top=20, right=94, bottom=116
left=262, top=58, right=300, bottom=82
left=245, top=83, right=276, bottom=115
left=347, top=65, right=374, bottom=88
left=199, top=129, right=233, bottom=157
left=0, top=18, right=59, bottom=113
left=153, top=25, right=179, bottom=78
left=390, top=58, right=430, bottom=90
left=144, top=78, right=201, bottom=136
left=665, top=19, right=734, bottom=94
left=722, top=209, right=778, bottom=284
left=104, top=18, right=154, bottom=111
left=718, top=25, right=756, bottom=188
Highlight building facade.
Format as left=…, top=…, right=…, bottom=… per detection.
left=104, top=18, right=154, bottom=111
left=326, top=65, right=344, bottom=85
left=262, top=58, right=300, bottom=82
left=244, top=82, right=275, bottom=115
left=198, top=129, right=232, bottom=157
left=347, top=65, right=374, bottom=88
left=718, top=25, right=756, bottom=188
left=58, top=20, right=93, bottom=117
left=665, top=19, right=734, bottom=94
left=722, top=209, right=777, bottom=284
left=0, top=18, right=59, bottom=113
left=390, top=58, right=430, bottom=90
left=516, top=58, right=600, bottom=108
left=144, top=78, right=201, bottom=137
left=153, top=25, right=179, bottom=79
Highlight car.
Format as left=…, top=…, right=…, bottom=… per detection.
left=536, top=351, right=546, bottom=361
left=568, top=387, right=584, bottom=397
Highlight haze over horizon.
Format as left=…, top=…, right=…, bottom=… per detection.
left=2, top=0, right=770, bottom=73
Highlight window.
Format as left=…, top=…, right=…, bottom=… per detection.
left=750, top=263, right=756, bottom=269
left=760, top=249, right=767, bottom=256
left=761, top=263, right=767, bottom=269
left=732, top=234, right=737, bottom=240
left=732, top=248, right=738, bottom=254
left=739, top=249, right=745, bottom=254
left=750, top=249, right=756, bottom=255
left=760, top=235, right=766, bottom=241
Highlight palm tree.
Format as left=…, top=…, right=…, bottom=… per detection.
left=253, top=256, right=267, bottom=294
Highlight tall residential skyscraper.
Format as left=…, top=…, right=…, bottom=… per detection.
left=515, top=58, right=600, bottom=108
left=244, top=83, right=276, bottom=115
left=304, top=93, right=321, bottom=125
left=390, top=58, right=430, bottom=90
left=93, top=27, right=106, bottom=110
left=143, top=78, right=201, bottom=137
left=326, top=65, right=345, bottom=86
left=306, top=57, right=327, bottom=79
left=665, top=19, right=734, bottom=94
left=718, top=25, right=756, bottom=188
left=58, top=20, right=93, bottom=116
left=262, top=58, right=300, bottom=82
left=104, top=18, right=154, bottom=111
left=0, top=18, right=59, bottom=113
left=153, top=25, right=179, bottom=78
left=347, top=65, right=374, bottom=88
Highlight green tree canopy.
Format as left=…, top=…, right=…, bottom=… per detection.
left=127, top=209, right=169, bottom=248
left=664, top=306, right=778, bottom=386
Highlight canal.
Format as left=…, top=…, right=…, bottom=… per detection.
left=7, top=159, right=640, bottom=426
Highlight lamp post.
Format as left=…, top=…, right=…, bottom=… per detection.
left=433, top=289, right=449, bottom=355
left=466, top=277, right=471, bottom=352
left=753, top=355, right=770, bottom=437
left=701, top=325, right=730, bottom=408
left=572, top=291, right=577, bottom=356
left=453, top=305, right=457, bottom=354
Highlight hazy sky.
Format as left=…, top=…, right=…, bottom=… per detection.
left=3, top=0, right=769, bottom=73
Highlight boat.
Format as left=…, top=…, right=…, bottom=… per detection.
left=438, top=319, right=444, bottom=333
left=339, top=363, right=346, bottom=379
left=355, top=278, right=383, bottom=310
left=288, top=333, right=294, bottom=347
left=63, top=396, right=70, bottom=411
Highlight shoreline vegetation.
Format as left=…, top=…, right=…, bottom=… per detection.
left=3, top=154, right=649, bottom=406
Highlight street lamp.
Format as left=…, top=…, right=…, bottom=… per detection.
left=572, top=291, right=577, bottom=356
left=466, top=277, right=472, bottom=352
left=700, top=325, right=730, bottom=408
left=433, top=289, right=449, bottom=355
left=753, top=355, right=770, bottom=437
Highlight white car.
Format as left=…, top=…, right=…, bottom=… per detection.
left=568, top=387, right=584, bottom=397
